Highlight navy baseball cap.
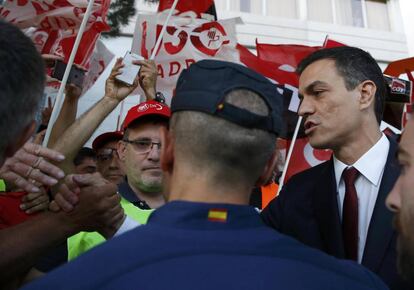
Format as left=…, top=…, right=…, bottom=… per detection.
left=171, top=60, right=283, bottom=135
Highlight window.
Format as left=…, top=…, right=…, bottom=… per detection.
left=218, top=0, right=391, bottom=31
left=267, top=0, right=298, bottom=18
left=229, top=0, right=263, bottom=15
left=240, top=0, right=250, bottom=12
left=308, top=0, right=333, bottom=23
left=214, top=0, right=228, bottom=11
left=333, top=0, right=390, bottom=30
left=334, top=0, right=363, bottom=27
left=365, top=0, right=390, bottom=30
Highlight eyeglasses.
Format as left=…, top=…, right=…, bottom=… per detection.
left=96, top=148, right=118, bottom=162
left=123, top=139, right=161, bottom=154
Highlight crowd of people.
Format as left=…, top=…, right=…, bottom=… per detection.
left=0, top=19, right=413, bottom=290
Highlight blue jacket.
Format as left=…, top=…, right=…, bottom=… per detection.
left=24, top=201, right=388, bottom=290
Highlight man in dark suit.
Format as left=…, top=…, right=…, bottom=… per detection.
left=261, top=46, right=409, bottom=289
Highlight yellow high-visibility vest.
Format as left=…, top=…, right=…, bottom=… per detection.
left=67, top=197, right=153, bottom=260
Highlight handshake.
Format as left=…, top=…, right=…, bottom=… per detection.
left=0, top=141, right=125, bottom=239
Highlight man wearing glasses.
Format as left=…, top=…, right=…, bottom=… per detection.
left=67, top=100, right=170, bottom=260
left=92, top=131, right=124, bottom=185
left=117, top=100, right=170, bottom=210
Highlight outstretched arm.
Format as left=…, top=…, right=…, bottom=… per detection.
left=51, top=58, right=139, bottom=174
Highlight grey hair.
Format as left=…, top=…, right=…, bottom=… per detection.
left=0, top=21, right=45, bottom=156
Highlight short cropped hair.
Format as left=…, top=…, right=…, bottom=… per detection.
left=0, top=21, right=45, bottom=155
left=74, top=147, right=97, bottom=166
left=170, top=89, right=276, bottom=187
left=297, top=46, right=387, bottom=124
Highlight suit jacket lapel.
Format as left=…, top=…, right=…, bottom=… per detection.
left=313, top=159, right=345, bottom=258
left=362, top=138, right=400, bottom=271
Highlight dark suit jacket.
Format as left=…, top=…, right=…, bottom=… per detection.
left=261, top=138, right=410, bottom=290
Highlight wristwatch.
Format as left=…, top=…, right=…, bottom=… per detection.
left=154, top=92, right=166, bottom=104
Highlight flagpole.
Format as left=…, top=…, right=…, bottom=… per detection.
left=43, top=0, right=96, bottom=147
left=150, top=0, right=180, bottom=60
left=277, top=115, right=303, bottom=195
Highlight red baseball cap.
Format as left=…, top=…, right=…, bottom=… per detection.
left=92, top=131, right=124, bottom=150
left=122, top=100, right=171, bottom=130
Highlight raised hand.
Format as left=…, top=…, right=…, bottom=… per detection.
left=136, top=59, right=158, bottom=100
left=104, top=58, right=140, bottom=102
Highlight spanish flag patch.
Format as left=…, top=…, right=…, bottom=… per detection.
left=207, top=209, right=228, bottom=223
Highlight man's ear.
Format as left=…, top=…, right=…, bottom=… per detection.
left=255, top=149, right=279, bottom=187
left=160, top=126, right=174, bottom=174
left=117, top=140, right=126, bottom=162
left=358, top=80, right=376, bottom=111
left=4, top=120, right=36, bottom=159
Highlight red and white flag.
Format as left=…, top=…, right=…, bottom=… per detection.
left=0, top=0, right=110, bottom=67
left=278, top=138, right=332, bottom=180
left=132, top=13, right=240, bottom=104
left=256, top=40, right=320, bottom=72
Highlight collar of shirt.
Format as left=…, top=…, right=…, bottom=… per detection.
left=118, top=180, right=151, bottom=210
left=333, top=133, right=390, bottom=188
left=149, top=200, right=263, bottom=230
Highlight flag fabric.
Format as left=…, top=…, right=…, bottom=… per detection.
left=0, top=0, right=111, bottom=67
left=323, top=37, right=346, bottom=48
left=256, top=40, right=320, bottom=71
left=278, top=138, right=333, bottom=181
left=132, top=13, right=240, bottom=104
left=157, top=0, right=216, bottom=20
left=82, top=39, right=115, bottom=93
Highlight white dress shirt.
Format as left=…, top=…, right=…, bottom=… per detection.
left=114, top=216, right=141, bottom=237
left=333, top=133, right=390, bottom=263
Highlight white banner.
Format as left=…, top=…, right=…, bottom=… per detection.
left=131, top=13, right=241, bottom=104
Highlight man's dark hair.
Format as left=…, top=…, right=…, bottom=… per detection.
left=74, top=147, right=97, bottom=166
left=297, top=46, right=386, bottom=124
left=170, top=89, right=276, bottom=187
left=0, top=21, right=45, bottom=155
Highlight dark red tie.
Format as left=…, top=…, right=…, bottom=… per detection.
left=342, top=167, right=359, bottom=261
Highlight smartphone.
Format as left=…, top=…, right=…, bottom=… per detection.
left=51, top=60, right=86, bottom=88
left=116, top=51, right=144, bottom=86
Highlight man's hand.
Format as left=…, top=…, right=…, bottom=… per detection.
left=50, top=173, right=125, bottom=239
left=65, top=84, right=82, bottom=101
left=32, top=130, right=46, bottom=145
left=0, top=142, right=65, bottom=193
left=20, top=190, right=50, bottom=214
left=137, top=59, right=157, bottom=100
left=104, top=58, right=139, bottom=102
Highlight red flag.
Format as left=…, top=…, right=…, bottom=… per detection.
left=384, top=57, right=414, bottom=77
left=237, top=43, right=298, bottom=87
left=157, top=0, right=216, bottom=20
left=256, top=40, right=320, bottom=70
left=1, top=0, right=111, bottom=67
left=323, top=37, right=347, bottom=48
left=278, top=138, right=332, bottom=182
